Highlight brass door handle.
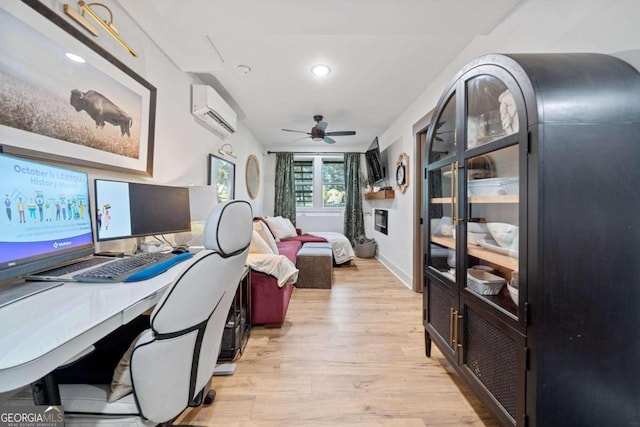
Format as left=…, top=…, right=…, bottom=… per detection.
left=454, top=312, right=463, bottom=351
left=449, top=164, right=455, bottom=228
left=453, top=162, right=458, bottom=225
left=449, top=307, right=455, bottom=347
left=453, top=161, right=462, bottom=224
left=451, top=308, right=458, bottom=347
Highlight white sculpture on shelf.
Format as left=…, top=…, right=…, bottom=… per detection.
left=499, top=89, right=519, bottom=135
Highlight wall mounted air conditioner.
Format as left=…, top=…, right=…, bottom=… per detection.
left=191, top=84, right=237, bottom=137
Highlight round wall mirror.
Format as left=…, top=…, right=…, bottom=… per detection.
left=246, top=154, right=260, bottom=199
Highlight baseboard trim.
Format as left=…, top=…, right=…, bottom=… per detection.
left=376, top=253, right=412, bottom=290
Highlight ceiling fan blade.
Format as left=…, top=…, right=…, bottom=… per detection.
left=291, top=136, right=311, bottom=142
left=316, top=121, right=328, bottom=132
left=282, top=128, right=309, bottom=134
left=323, top=136, right=337, bottom=144
left=325, top=131, right=356, bottom=136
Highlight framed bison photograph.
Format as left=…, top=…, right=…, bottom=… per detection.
left=0, top=1, right=156, bottom=176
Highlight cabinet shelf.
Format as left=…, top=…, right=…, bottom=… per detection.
left=432, top=195, right=518, bottom=204
left=431, top=197, right=450, bottom=204
left=430, top=235, right=518, bottom=270
left=365, top=189, right=395, bottom=200
left=469, top=195, right=518, bottom=203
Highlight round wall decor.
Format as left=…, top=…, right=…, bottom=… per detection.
left=246, top=154, right=260, bottom=199
left=395, top=152, right=409, bottom=193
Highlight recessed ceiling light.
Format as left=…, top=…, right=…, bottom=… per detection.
left=65, top=52, right=86, bottom=63
left=235, top=64, right=251, bottom=75
left=311, top=64, right=331, bottom=77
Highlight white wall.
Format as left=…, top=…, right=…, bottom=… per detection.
left=376, top=0, right=640, bottom=289
left=2, top=1, right=265, bottom=253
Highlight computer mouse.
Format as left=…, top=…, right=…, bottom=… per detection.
left=171, top=247, right=189, bottom=254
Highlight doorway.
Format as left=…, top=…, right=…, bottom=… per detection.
left=412, top=110, right=433, bottom=292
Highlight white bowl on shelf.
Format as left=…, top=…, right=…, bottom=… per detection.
left=468, top=232, right=491, bottom=246
left=468, top=222, right=489, bottom=233
left=501, top=177, right=519, bottom=195
left=467, top=177, right=519, bottom=196
left=447, top=250, right=456, bottom=268
left=507, top=283, right=519, bottom=305
left=467, top=269, right=506, bottom=295
left=440, top=224, right=453, bottom=236
left=486, top=222, right=519, bottom=250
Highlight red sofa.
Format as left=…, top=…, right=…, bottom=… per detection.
left=250, top=219, right=326, bottom=327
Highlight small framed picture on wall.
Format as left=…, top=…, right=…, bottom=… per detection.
left=208, top=153, right=235, bottom=202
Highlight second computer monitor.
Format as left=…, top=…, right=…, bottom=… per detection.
left=94, top=179, right=191, bottom=242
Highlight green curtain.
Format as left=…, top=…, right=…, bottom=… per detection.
left=343, top=152, right=365, bottom=243
left=274, top=152, right=296, bottom=225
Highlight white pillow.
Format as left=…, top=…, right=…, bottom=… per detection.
left=249, top=230, right=274, bottom=254
left=282, top=217, right=298, bottom=236
left=108, top=330, right=149, bottom=403
left=265, top=216, right=297, bottom=240
left=253, top=221, right=279, bottom=254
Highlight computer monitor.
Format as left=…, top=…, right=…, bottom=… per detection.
left=94, top=179, right=191, bottom=242
left=0, top=153, right=94, bottom=283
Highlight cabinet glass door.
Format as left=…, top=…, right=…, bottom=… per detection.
left=462, top=74, right=522, bottom=318
left=428, top=164, right=456, bottom=281
left=428, top=91, right=458, bottom=282
left=467, top=76, right=517, bottom=149
left=429, top=94, right=456, bottom=162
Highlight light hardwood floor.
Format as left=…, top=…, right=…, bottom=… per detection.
left=177, top=257, right=499, bottom=426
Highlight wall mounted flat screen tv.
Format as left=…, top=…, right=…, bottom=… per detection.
left=94, top=179, right=191, bottom=242
left=0, top=152, right=94, bottom=283
left=365, top=137, right=385, bottom=184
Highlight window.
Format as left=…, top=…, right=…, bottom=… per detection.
left=294, top=160, right=313, bottom=207
left=322, top=160, right=345, bottom=207
left=294, top=156, right=345, bottom=209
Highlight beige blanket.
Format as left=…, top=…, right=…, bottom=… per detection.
left=246, top=253, right=299, bottom=287
left=307, top=232, right=356, bottom=264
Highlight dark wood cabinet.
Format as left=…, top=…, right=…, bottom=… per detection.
left=423, top=53, right=640, bottom=426
left=218, top=267, right=251, bottom=361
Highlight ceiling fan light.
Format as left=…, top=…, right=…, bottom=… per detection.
left=311, top=64, right=331, bottom=77
left=312, top=136, right=324, bottom=142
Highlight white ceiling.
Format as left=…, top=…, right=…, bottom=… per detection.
left=120, top=0, right=524, bottom=150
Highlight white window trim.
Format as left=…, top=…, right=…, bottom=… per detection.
left=294, top=154, right=344, bottom=212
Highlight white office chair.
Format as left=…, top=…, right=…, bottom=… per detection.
left=53, top=200, right=251, bottom=426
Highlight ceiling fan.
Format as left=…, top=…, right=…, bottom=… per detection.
left=282, top=115, right=356, bottom=144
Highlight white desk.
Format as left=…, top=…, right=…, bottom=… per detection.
left=0, top=265, right=182, bottom=394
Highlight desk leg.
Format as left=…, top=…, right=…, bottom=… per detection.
left=31, top=375, right=60, bottom=405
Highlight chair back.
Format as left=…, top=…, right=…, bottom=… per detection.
left=129, top=200, right=252, bottom=422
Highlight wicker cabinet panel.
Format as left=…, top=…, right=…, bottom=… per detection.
left=464, top=307, right=517, bottom=418
left=427, top=280, right=455, bottom=348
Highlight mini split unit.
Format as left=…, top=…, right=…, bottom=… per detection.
left=191, top=84, right=237, bottom=138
